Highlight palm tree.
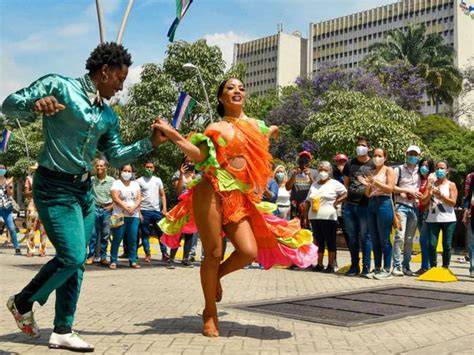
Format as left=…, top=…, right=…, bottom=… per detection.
left=365, top=24, right=463, bottom=113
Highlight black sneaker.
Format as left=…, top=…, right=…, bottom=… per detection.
left=324, top=266, right=335, bottom=273
left=166, top=260, right=175, bottom=269
left=181, top=260, right=194, bottom=268
left=188, top=256, right=196, bottom=262
left=345, top=266, right=360, bottom=276
left=15, top=248, right=22, bottom=256
left=312, top=264, right=325, bottom=272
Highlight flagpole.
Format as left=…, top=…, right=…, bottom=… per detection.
left=117, top=0, right=135, bottom=44
left=95, top=0, right=106, bottom=43
left=14, top=118, right=30, bottom=160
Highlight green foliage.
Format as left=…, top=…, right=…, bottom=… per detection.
left=244, top=89, right=281, bottom=121
left=0, top=120, right=42, bottom=177
left=304, top=91, right=424, bottom=161
left=415, top=115, right=474, bottom=200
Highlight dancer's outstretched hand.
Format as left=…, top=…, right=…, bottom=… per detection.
left=34, top=96, right=65, bottom=116
left=151, top=118, right=169, bottom=147
left=151, top=118, right=181, bottom=142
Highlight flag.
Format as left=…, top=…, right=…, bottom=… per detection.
left=0, top=128, right=12, bottom=153
left=172, top=92, right=196, bottom=130
left=167, top=0, right=194, bottom=42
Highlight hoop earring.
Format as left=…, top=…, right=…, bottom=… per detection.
left=101, top=73, right=109, bottom=83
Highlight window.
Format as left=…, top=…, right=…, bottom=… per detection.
left=354, top=38, right=358, bottom=43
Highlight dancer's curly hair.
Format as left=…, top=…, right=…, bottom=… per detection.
left=85, top=42, right=133, bottom=73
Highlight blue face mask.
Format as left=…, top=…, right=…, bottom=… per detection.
left=0, top=169, right=6, bottom=176
left=275, top=172, right=285, bottom=181
left=419, top=166, right=429, bottom=175
left=406, top=156, right=419, bottom=165
left=435, top=169, right=446, bottom=179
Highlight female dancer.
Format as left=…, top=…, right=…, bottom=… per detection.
left=154, top=78, right=317, bottom=337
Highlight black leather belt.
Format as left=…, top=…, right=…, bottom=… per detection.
left=37, top=166, right=90, bottom=183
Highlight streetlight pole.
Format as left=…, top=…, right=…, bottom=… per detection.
left=183, top=63, right=213, bottom=123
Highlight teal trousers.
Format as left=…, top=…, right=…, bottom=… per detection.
left=17, top=170, right=95, bottom=328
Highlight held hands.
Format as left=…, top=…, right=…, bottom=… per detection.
left=150, top=118, right=170, bottom=147
left=151, top=118, right=182, bottom=145
left=34, top=96, right=65, bottom=116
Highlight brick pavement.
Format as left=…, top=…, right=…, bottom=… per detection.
left=0, top=242, right=473, bottom=354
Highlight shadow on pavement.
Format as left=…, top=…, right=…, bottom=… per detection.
left=133, top=313, right=293, bottom=339
left=0, top=312, right=292, bottom=349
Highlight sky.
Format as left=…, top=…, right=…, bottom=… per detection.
left=0, top=0, right=396, bottom=102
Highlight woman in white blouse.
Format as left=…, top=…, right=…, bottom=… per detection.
left=306, top=161, right=347, bottom=273
left=110, top=164, right=142, bottom=269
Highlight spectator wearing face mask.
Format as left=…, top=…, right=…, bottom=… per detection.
left=359, top=148, right=395, bottom=279
left=392, top=145, right=422, bottom=277
left=274, top=165, right=291, bottom=219
left=415, top=157, right=436, bottom=275
left=286, top=151, right=317, bottom=229
left=306, top=161, right=347, bottom=273
left=110, top=164, right=142, bottom=269
left=137, top=161, right=168, bottom=263
left=462, top=170, right=474, bottom=278
left=333, top=153, right=350, bottom=253
left=343, top=136, right=375, bottom=277
left=421, top=160, right=458, bottom=270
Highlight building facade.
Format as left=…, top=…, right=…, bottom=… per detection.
left=308, top=0, right=474, bottom=115
left=233, top=31, right=307, bottom=96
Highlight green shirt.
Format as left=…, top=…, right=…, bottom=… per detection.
left=91, top=175, right=115, bottom=205
left=1, top=74, right=153, bottom=174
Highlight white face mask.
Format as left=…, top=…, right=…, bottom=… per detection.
left=373, top=157, right=385, bottom=167
left=121, top=172, right=132, bottom=181
left=356, top=145, right=369, bottom=156
left=318, top=171, right=329, bottom=181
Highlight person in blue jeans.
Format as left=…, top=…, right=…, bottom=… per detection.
left=86, top=159, right=114, bottom=265
left=462, top=173, right=474, bottom=278
left=415, top=157, right=435, bottom=275
left=392, top=145, right=422, bottom=276
left=110, top=165, right=142, bottom=269
left=0, top=165, right=20, bottom=255
left=360, top=148, right=394, bottom=279
left=343, top=136, right=375, bottom=276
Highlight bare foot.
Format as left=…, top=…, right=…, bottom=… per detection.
left=202, top=309, right=219, bottom=337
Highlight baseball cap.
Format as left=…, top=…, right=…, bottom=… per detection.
left=298, top=151, right=312, bottom=160
left=406, top=145, right=421, bottom=154
left=335, top=153, right=348, bottom=162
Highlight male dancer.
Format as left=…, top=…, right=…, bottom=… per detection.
left=3, top=42, right=167, bottom=352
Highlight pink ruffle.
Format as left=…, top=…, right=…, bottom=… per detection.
left=279, top=243, right=318, bottom=269
left=262, top=214, right=289, bottom=226
left=257, top=247, right=292, bottom=270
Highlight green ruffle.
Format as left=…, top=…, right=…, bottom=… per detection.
left=256, top=119, right=270, bottom=135
left=158, top=215, right=189, bottom=236
left=215, top=168, right=250, bottom=192
left=188, top=133, right=220, bottom=172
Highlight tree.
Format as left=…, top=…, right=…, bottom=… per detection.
left=365, top=24, right=463, bottom=113
left=304, top=90, right=424, bottom=161
left=415, top=114, right=474, bottom=202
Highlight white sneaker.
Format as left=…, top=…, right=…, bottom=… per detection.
left=6, top=296, right=40, bottom=338
left=392, top=267, right=404, bottom=276
left=48, top=332, right=94, bottom=352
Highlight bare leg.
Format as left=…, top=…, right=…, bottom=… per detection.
left=328, top=251, right=336, bottom=267
left=193, top=179, right=222, bottom=337
left=218, top=218, right=258, bottom=279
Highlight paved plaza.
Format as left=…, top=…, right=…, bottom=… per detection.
left=0, top=242, right=473, bottom=354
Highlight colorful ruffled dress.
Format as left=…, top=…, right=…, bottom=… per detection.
left=158, top=116, right=317, bottom=269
